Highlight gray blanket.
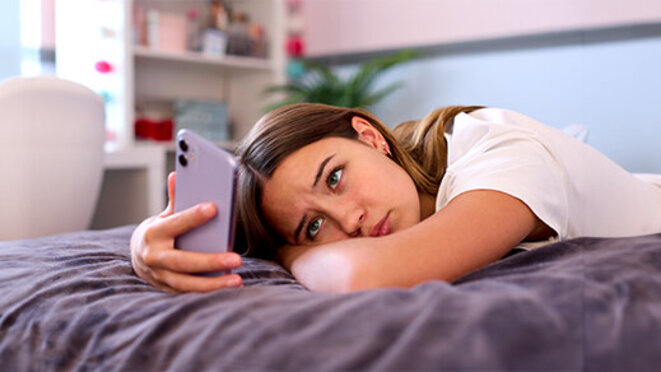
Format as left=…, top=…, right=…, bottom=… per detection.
left=1, top=226, right=660, bottom=371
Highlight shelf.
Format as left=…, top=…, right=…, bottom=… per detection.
left=133, top=46, right=273, bottom=71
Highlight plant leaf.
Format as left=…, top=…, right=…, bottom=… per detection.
left=348, top=50, right=418, bottom=98
left=303, top=60, right=340, bottom=88
left=263, top=49, right=419, bottom=109
left=263, top=83, right=310, bottom=96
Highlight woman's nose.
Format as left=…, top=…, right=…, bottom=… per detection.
left=327, top=198, right=365, bottom=237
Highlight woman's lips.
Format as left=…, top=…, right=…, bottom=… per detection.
left=369, top=213, right=391, bottom=237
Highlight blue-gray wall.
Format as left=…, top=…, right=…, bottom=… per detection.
left=343, top=32, right=661, bottom=173
left=0, top=1, right=21, bottom=80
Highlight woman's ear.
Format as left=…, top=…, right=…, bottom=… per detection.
left=351, top=116, right=382, bottom=149
left=351, top=116, right=391, bottom=156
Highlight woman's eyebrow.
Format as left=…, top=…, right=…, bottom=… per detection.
left=293, top=153, right=336, bottom=243
left=313, top=154, right=335, bottom=188
left=294, top=215, right=307, bottom=244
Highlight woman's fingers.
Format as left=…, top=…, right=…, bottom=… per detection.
left=160, top=172, right=177, bottom=217
left=167, top=171, right=176, bottom=206
left=154, top=270, right=243, bottom=293
left=148, top=250, right=242, bottom=273
left=152, top=202, right=217, bottom=239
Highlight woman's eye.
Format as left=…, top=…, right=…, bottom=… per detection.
left=307, top=217, right=323, bottom=239
left=327, top=168, right=342, bottom=189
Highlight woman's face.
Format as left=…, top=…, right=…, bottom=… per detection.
left=260, top=117, right=421, bottom=246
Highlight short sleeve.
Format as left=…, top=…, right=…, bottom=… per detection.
left=437, top=118, right=569, bottom=240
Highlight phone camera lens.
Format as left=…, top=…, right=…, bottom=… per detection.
left=179, top=139, right=189, bottom=152
left=178, top=154, right=188, bottom=167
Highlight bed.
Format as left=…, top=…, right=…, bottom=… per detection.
left=1, top=226, right=660, bottom=370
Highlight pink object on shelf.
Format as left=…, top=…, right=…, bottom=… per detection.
left=286, top=35, right=305, bottom=57
left=158, top=12, right=187, bottom=52
left=95, top=60, right=114, bottom=74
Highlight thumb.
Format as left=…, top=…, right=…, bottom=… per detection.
left=161, top=172, right=177, bottom=217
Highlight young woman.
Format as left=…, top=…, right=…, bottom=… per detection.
left=130, top=104, right=661, bottom=293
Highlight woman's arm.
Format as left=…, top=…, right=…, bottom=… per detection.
left=280, top=189, right=549, bottom=292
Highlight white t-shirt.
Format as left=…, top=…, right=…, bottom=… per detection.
left=435, top=108, right=661, bottom=250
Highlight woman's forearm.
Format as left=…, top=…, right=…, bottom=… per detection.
left=281, top=190, right=540, bottom=292
left=281, top=236, right=414, bottom=292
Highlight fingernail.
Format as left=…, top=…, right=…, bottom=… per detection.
left=225, top=254, right=241, bottom=267
left=228, top=276, right=242, bottom=287
left=201, top=203, right=215, bottom=217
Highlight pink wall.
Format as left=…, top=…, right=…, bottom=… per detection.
left=302, top=0, right=661, bottom=57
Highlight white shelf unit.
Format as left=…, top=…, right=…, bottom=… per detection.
left=133, top=45, right=275, bottom=70
left=56, top=0, right=287, bottom=151
left=56, top=0, right=287, bottom=228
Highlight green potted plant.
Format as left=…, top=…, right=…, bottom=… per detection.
left=265, top=50, right=418, bottom=111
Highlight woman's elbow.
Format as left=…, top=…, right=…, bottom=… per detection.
left=303, top=261, right=383, bottom=293
left=290, top=250, right=359, bottom=293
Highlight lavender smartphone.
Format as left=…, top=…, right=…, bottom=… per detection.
left=174, top=129, right=238, bottom=267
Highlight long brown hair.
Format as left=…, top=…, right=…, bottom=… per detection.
left=235, top=103, right=483, bottom=258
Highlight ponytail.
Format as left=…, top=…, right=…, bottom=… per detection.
left=392, top=105, right=484, bottom=195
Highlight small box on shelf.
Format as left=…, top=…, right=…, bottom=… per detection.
left=174, top=99, right=230, bottom=143
left=202, top=29, right=229, bottom=57
left=135, top=118, right=174, bottom=142
left=146, top=10, right=188, bottom=52
left=134, top=101, right=174, bottom=142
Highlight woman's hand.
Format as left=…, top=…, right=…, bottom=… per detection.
left=130, top=172, right=243, bottom=293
